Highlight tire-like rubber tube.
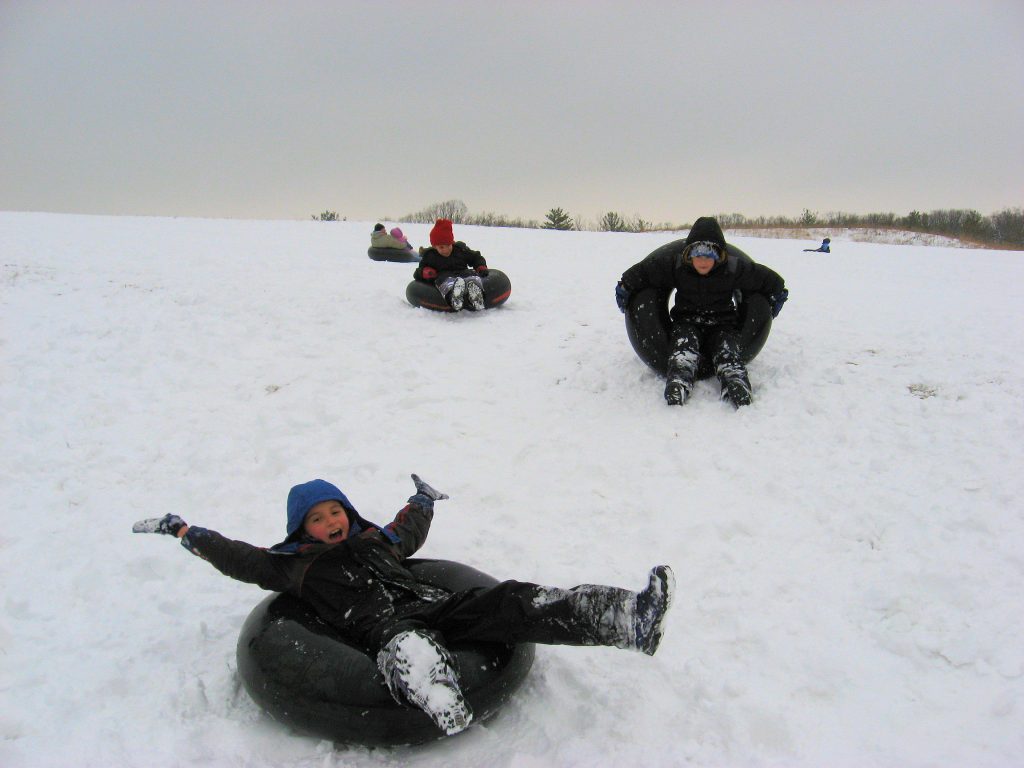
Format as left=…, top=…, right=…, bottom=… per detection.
left=368, top=246, right=421, bottom=263
left=236, top=558, right=535, bottom=747
left=406, top=270, right=512, bottom=312
left=623, top=243, right=773, bottom=379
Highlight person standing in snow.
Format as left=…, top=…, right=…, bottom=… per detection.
left=615, top=216, right=788, bottom=407
left=803, top=237, right=830, bottom=253
left=132, top=475, right=674, bottom=736
left=413, top=219, right=489, bottom=311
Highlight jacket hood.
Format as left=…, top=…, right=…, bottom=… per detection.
left=684, top=216, right=727, bottom=249
left=272, top=479, right=383, bottom=553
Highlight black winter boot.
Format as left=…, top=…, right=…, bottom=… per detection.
left=664, top=378, right=690, bottom=406
left=634, top=565, right=675, bottom=655
left=564, top=566, right=675, bottom=654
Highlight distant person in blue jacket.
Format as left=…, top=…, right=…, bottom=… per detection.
left=803, top=237, right=830, bottom=253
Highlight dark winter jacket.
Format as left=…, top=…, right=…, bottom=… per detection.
left=179, top=498, right=448, bottom=649
left=620, top=239, right=786, bottom=326
left=414, top=242, right=487, bottom=282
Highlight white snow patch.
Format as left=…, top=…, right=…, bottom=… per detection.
left=1, top=212, right=1022, bottom=767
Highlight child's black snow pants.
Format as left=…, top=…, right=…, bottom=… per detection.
left=667, top=319, right=751, bottom=397
left=371, top=580, right=635, bottom=652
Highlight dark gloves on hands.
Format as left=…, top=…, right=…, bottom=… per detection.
left=769, top=289, right=789, bottom=318
left=615, top=282, right=630, bottom=313
left=132, top=513, right=188, bottom=536
left=476, top=266, right=489, bottom=277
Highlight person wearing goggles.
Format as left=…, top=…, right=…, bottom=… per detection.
left=615, top=216, right=788, bottom=407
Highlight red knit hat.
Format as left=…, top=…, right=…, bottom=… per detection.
left=429, top=218, right=455, bottom=246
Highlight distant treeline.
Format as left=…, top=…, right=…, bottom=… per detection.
left=718, top=208, right=1024, bottom=248
left=314, top=200, right=1024, bottom=248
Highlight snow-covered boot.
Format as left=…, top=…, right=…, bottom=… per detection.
left=634, top=565, right=675, bottom=655
left=664, top=377, right=690, bottom=406
left=466, top=279, right=485, bottom=311
left=564, top=566, right=675, bottom=654
left=721, top=378, right=752, bottom=408
left=377, top=630, right=472, bottom=735
left=712, top=335, right=752, bottom=408
left=448, top=278, right=466, bottom=311
left=665, top=340, right=698, bottom=405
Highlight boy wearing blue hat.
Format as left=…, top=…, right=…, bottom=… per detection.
left=616, top=216, right=788, bottom=407
left=133, top=475, right=674, bottom=736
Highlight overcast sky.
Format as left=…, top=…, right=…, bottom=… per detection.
left=2, top=1, right=1022, bottom=225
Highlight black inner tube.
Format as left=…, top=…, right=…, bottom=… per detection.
left=623, top=243, right=773, bottom=378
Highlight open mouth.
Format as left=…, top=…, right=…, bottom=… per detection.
left=328, top=528, right=346, bottom=541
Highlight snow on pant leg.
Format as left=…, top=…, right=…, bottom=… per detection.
left=667, top=321, right=701, bottom=387
left=708, top=327, right=751, bottom=397
left=403, top=580, right=639, bottom=650
left=376, top=629, right=472, bottom=735
left=435, top=275, right=459, bottom=299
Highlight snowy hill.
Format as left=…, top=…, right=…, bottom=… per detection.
left=1, top=212, right=1022, bottom=767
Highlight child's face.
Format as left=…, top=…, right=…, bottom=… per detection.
left=435, top=243, right=453, bottom=257
left=691, top=255, right=716, bottom=275
left=303, top=500, right=350, bottom=544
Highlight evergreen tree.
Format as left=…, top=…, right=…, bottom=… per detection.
left=599, top=211, right=628, bottom=232
left=543, top=207, right=575, bottom=230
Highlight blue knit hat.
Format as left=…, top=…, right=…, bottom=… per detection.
left=286, top=479, right=355, bottom=536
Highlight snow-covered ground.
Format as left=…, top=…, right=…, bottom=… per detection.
left=1, top=212, right=1022, bottom=767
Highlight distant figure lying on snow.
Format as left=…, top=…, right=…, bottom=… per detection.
left=803, top=237, right=830, bottom=253
left=133, top=475, right=675, bottom=736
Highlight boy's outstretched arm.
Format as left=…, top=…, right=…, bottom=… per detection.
left=132, top=513, right=291, bottom=591
left=377, top=475, right=449, bottom=560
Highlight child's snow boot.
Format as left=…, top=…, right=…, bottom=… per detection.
left=721, top=379, right=752, bottom=408
left=634, top=565, right=675, bottom=655
left=713, top=344, right=752, bottom=408
left=563, top=566, right=675, bottom=654
left=666, top=344, right=698, bottom=405
left=466, top=280, right=485, bottom=311
left=664, top=377, right=691, bottom=406
left=449, top=278, right=466, bottom=311
left=377, top=630, right=473, bottom=735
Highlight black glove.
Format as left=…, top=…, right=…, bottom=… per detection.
left=615, top=282, right=630, bottom=313
left=477, top=267, right=490, bottom=277
left=769, top=289, right=789, bottom=318
left=411, top=474, right=449, bottom=501
left=132, top=513, right=188, bottom=536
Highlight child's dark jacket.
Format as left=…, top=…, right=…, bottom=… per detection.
left=620, top=241, right=785, bottom=325
left=414, top=242, right=486, bottom=282
left=180, top=499, right=446, bottom=649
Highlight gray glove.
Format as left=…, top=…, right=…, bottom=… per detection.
left=411, top=474, right=448, bottom=501
left=132, top=513, right=187, bottom=536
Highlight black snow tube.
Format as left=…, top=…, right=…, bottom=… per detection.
left=236, top=558, right=535, bottom=747
left=368, top=246, right=421, bottom=263
left=406, top=270, right=512, bottom=312
left=624, top=243, right=773, bottom=379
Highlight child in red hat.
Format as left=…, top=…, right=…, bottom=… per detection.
left=413, top=219, right=489, bottom=311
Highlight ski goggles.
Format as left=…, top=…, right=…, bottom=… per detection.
left=686, top=241, right=722, bottom=261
